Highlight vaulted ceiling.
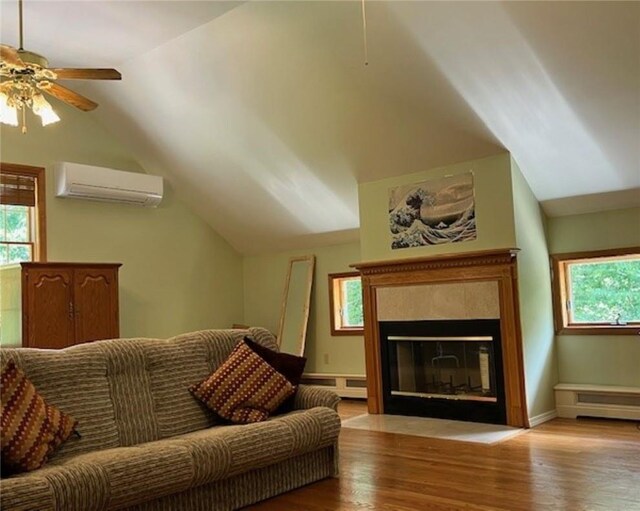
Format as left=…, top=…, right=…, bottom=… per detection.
left=2, top=1, right=638, bottom=253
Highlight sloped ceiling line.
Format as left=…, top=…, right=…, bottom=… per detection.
left=2, top=1, right=638, bottom=252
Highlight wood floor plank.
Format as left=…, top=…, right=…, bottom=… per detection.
left=248, top=401, right=640, bottom=511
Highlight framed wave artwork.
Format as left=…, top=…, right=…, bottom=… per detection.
left=388, top=173, right=476, bottom=250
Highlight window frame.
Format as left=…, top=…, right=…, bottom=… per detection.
left=0, top=163, right=47, bottom=262
left=328, top=271, right=364, bottom=336
left=550, top=247, right=640, bottom=336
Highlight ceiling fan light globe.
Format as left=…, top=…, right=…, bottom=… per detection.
left=39, top=107, right=60, bottom=126
left=32, top=93, right=60, bottom=126
left=0, top=91, right=19, bottom=126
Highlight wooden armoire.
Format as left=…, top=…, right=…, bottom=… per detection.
left=21, top=262, right=121, bottom=349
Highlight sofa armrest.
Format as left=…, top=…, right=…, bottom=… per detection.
left=293, top=385, right=341, bottom=411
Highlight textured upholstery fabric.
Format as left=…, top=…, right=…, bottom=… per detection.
left=0, top=328, right=341, bottom=511
left=0, top=347, right=120, bottom=462
left=1, top=361, right=77, bottom=473
left=293, top=385, right=342, bottom=411
left=1, top=408, right=339, bottom=511
left=123, top=447, right=336, bottom=511
left=0, top=474, right=54, bottom=511
left=190, top=340, right=295, bottom=423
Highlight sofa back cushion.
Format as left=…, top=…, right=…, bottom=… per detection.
left=0, top=345, right=120, bottom=462
left=1, top=360, right=78, bottom=473
left=145, top=328, right=279, bottom=440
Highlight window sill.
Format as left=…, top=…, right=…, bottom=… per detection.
left=331, top=327, right=364, bottom=337
left=556, top=325, right=640, bottom=336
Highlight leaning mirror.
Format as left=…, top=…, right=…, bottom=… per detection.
left=277, top=255, right=315, bottom=356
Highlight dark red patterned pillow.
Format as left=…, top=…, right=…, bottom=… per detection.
left=243, top=336, right=306, bottom=413
left=190, top=340, right=295, bottom=424
left=1, top=361, right=78, bottom=473
left=243, top=337, right=306, bottom=384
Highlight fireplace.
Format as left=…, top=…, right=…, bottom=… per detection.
left=352, top=249, right=529, bottom=428
left=380, top=319, right=506, bottom=424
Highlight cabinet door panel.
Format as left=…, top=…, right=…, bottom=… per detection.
left=73, top=268, right=119, bottom=343
left=24, top=269, right=74, bottom=348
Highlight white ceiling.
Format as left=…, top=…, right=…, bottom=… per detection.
left=1, top=1, right=638, bottom=253
left=0, top=1, right=241, bottom=67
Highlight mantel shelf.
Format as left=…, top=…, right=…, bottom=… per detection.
left=351, top=248, right=520, bottom=275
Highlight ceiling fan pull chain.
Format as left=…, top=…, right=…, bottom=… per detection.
left=18, top=0, right=24, bottom=50
left=361, top=0, right=369, bottom=66
left=21, top=105, right=27, bottom=134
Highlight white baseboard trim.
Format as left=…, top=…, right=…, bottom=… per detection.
left=554, top=383, right=640, bottom=421
left=300, top=373, right=367, bottom=399
left=528, top=409, right=558, bottom=428
left=556, top=404, right=640, bottom=421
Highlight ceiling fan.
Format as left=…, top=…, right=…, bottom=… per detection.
left=0, top=0, right=121, bottom=133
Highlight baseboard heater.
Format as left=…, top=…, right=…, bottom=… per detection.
left=555, top=383, right=640, bottom=420
left=300, top=373, right=367, bottom=399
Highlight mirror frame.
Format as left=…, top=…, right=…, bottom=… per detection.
left=277, top=255, right=315, bottom=356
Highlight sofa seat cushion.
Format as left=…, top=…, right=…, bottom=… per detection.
left=2, top=440, right=194, bottom=511
left=0, top=407, right=340, bottom=511
left=0, top=474, right=55, bottom=511
left=154, top=406, right=341, bottom=487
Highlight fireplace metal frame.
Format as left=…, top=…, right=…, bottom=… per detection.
left=380, top=319, right=507, bottom=424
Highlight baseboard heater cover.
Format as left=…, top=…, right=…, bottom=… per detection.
left=554, top=383, right=640, bottom=421
left=300, top=373, right=367, bottom=399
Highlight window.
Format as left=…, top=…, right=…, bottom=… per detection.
left=551, top=248, right=640, bottom=335
left=0, top=163, right=46, bottom=264
left=329, top=272, right=364, bottom=335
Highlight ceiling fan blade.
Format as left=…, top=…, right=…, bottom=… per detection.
left=42, top=82, right=98, bottom=111
left=0, top=44, right=24, bottom=67
left=50, top=68, right=121, bottom=80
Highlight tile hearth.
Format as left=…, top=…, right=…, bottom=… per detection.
left=342, top=413, right=524, bottom=445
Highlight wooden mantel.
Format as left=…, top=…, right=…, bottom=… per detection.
left=351, top=248, right=530, bottom=428
left=353, top=248, right=520, bottom=274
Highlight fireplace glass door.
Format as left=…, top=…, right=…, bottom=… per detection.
left=388, top=336, right=497, bottom=402
left=380, top=319, right=506, bottom=424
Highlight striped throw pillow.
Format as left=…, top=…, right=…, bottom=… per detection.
left=1, top=360, right=78, bottom=474
left=190, top=340, right=295, bottom=424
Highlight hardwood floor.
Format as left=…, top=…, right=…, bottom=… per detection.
left=249, top=400, right=640, bottom=511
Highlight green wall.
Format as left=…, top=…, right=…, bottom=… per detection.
left=4, top=101, right=634, bottom=403
left=243, top=242, right=365, bottom=374
left=357, top=153, right=561, bottom=420
left=511, top=158, right=557, bottom=419
left=0, top=265, right=21, bottom=345
left=0, top=103, right=244, bottom=341
left=358, top=154, right=517, bottom=262
left=548, top=207, right=640, bottom=387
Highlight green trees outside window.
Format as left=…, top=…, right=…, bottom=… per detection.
left=0, top=205, right=33, bottom=265
left=343, top=278, right=364, bottom=327
left=569, top=258, right=640, bottom=324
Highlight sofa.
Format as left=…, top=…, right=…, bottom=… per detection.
left=0, top=328, right=341, bottom=511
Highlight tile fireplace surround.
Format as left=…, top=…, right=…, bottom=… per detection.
left=352, top=249, right=529, bottom=428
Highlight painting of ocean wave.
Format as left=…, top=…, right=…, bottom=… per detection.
left=389, top=173, right=476, bottom=249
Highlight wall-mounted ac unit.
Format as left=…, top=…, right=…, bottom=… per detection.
left=54, top=162, right=163, bottom=207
